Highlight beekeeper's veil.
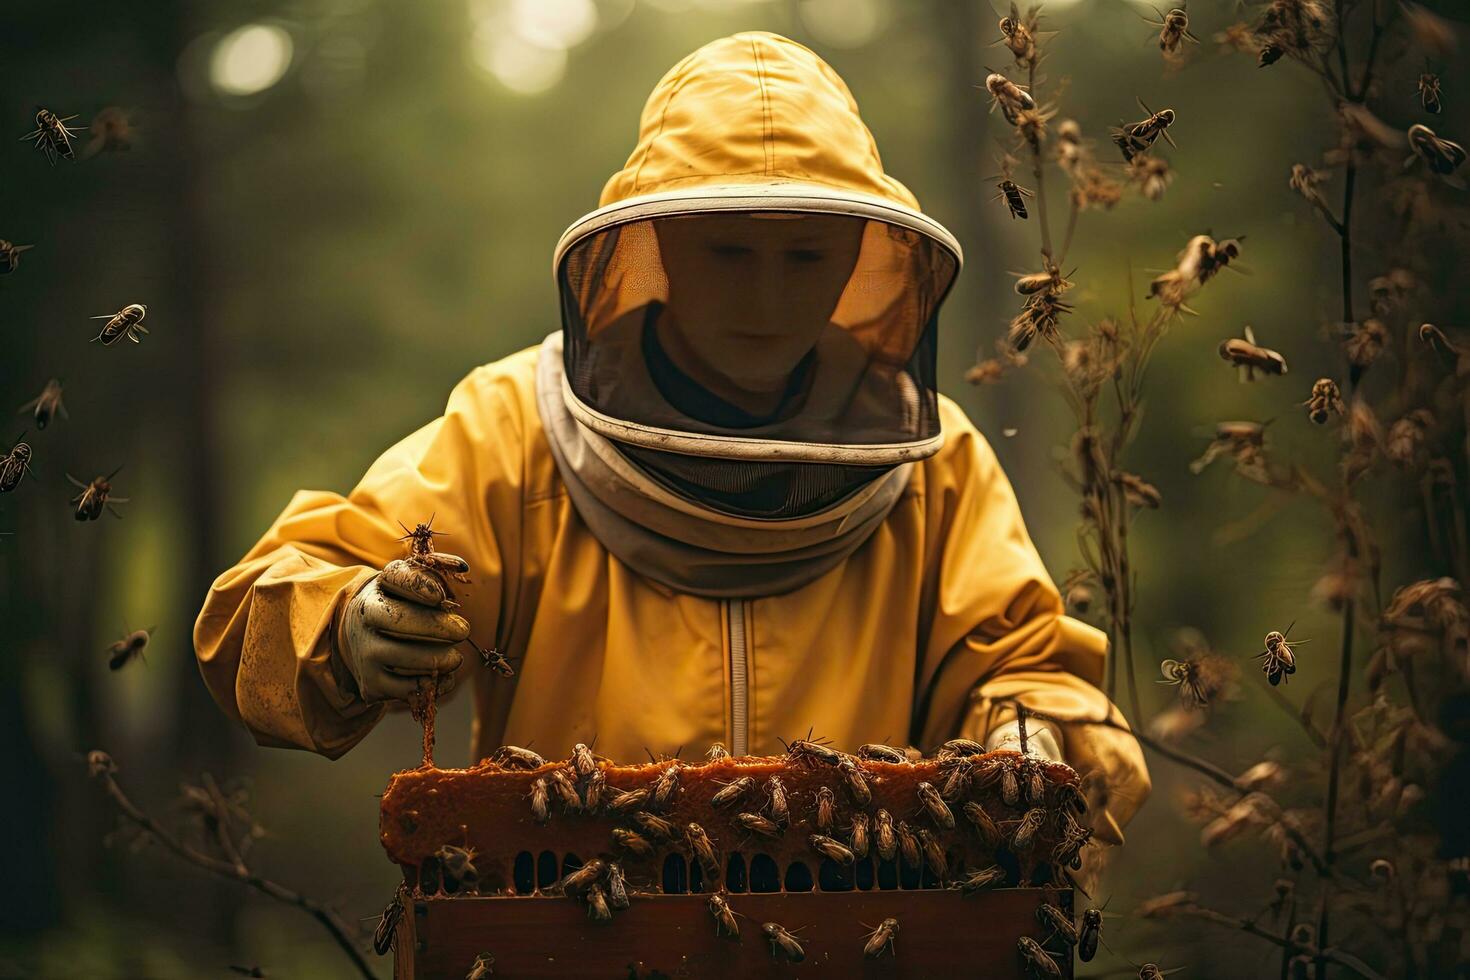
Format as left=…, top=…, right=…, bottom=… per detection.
left=542, top=31, right=961, bottom=588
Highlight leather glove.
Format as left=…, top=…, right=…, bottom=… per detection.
left=336, top=559, right=472, bottom=704
left=984, top=717, right=1064, bottom=763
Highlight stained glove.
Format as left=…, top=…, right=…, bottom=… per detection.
left=335, top=559, right=471, bottom=704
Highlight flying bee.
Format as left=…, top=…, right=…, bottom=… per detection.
left=606, top=787, right=650, bottom=814
left=470, top=639, right=515, bottom=677
left=18, top=379, right=67, bottom=429
left=1417, top=65, right=1442, bottom=114
left=809, top=833, right=855, bottom=865
left=547, top=768, right=582, bottom=811
left=1219, top=325, right=1288, bottom=381
left=962, top=801, right=1003, bottom=848
left=1112, top=98, right=1177, bottom=161
left=862, top=917, right=900, bottom=960
left=762, top=922, right=806, bottom=963
left=781, top=731, right=844, bottom=768
left=1256, top=622, right=1310, bottom=686
left=837, top=757, right=872, bottom=806
left=857, top=743, right=908, bottom=763
left=81, top=106, right=133, bottom=158
left=1037, top=903, right=1079, bottom=945
left=0, top=437, right=34, bottom=494
left=733, top=812, right=781, bottom=839
left=896, top=820, right=921, bottom=867
left=652, top=763, right=682, bottom=809
left=1078, top=904, right=1107, bottom=961
left=1011, top=808, right=1047, bottom=851
left=632, top=812, right=679, bottom=841
left=849, top=813, right=870, bottom=859
left=709, top=894, right=740, bottom=938
left=489, top=744, right=544, bottom=769
left=710, top=776, right=754, bottom=809
left=89, top=303, right=149, bottom=345
left=978, top=70, right=1037, bottom=125
left=465, top=953, right=494, bottom=980
left=68, top=466, right=129, bottom=521
left=570, top=742, right=598, bottom=779
left=557, top=857, right=607, bottom=894
left=1144, top=5, right=1198, bottom=53
left=604, top=861, right=630, bottom=909
left=765, top=775, right=790, bottom=827
left=1017, top=936, right=1062, bottom=977
left=874, top=809, right=897, bottom=860
left=582, top=769, right=607, bottom=812
left=952, top=864, right=1006, bottom=893
left=706, top=741, right=729, bottom=761
left=584, top=882, right=612, bottom=922
left=915, top=781, right=956, bottom=830
left=107, top=626, right=153, bottom=670
left=1304, top=377, right=1345, bottom=424
left=611, top=827, right=655, bottom=857
left=1157, top=658, right=1209, bottom=708
left=371, top=893, right=403, bottom=955
left=917, top=829, right=947, bottom=877
left=686, top=822, right=721, bottom=878
left=1054, top=817, right=1093, bottom=870
left=938, top=738, right=988, bottom=758
left=0, top=239, right=34, bottom=274
left=1406, top=123, right=1465, bottom=177
left=20, top=108, right=82, bottom=165
left=529, top=778, right=551, bottom=824
left=993, top=177, right=1034, bottom=220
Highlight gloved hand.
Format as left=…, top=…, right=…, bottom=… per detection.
left=336, top=559, right=472, bottom=704
left=984, top=717, right=1064, bottom=763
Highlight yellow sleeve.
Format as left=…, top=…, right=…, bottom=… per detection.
left=192, top=364, right=525, bottom=759
left=915, top=404, right=1150, bottom=844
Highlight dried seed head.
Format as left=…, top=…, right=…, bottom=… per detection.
left=965, top=358, right=1009, bottom=385
left=1288, top=163, right=1329, bottom=210
left=1128, top=153, right=1173, bottom=200
left=1384, top=409, right=1434, bottom=468
left=1344, top=319, right=1388, bottom=372
left=1114, top=471, right=1163, bottom=509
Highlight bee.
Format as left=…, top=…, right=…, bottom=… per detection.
left=471, top=639, right=515, bottom=677
left=1054, top=817, right=1093, bottom=870
left=1023, top=758, right=1048, bottom=805
left=89, top=303, right=149, bottom=346
left=862, top=917, right=900, bottom=960
left=1, top=438, right=35, bottom=492
left=813, top=785, right=837, bottom=833
left=709, top=894, right=740, bottom=938
left=781, top=732, right=844, bottom=768
left=1256, top=622, right=1310, bottom=686
left=632, top=812, right=679, bottom=841
left=765, top=775, right=790, bottom=827
left=938, top=738, right=987, bottom=759
left=952, top=864, right=1006, bottom=893
left=1012, top=808, right=1047, bottom=851
left=584, top=882, right=612, bottom=922
left=1001, top=760, right=1022, bottom=807
left=809, top=833, right=855, bottom=865
left=1303, top=378, right=1345, bottom=425
left=20, top=108, right=82, bottom=165
left=992, top=177, right=1035, bottom=220
left=570, top=742, right=598, bottom=779
left=68, top=466, right=129, bottom=521
left=529, top=778, right=551, bottom=824
left=686, top=822, right=721, bottom=878
left=1144, top=6, right=1198, bottom=53
left=1417, top=65, right=1442, bottom=114
left=1157, top=658, right=1209, bottom=708
left=17, top=379, right=66, bottom=429
left=915, top=781, right=956, bottom=830
left=1017, top=936, right=1062, bottom=977
left=1406, top=123, right=1465, bottom=176
left=0, top=239, right=35, bottom=274
left=371, top=893, right=403, bottom=955
left=762, top=922, right=806, bottom=963
left=874, top=809, right=897, bottom=860
left=1219, top=325, right=1288, bottom=380
left=733, top=812, right=781, bottom=839
left=1139, top=964, right=1185, bottom=979
left=706, top=742, right=729, bottom=761
left=466, top=952, right=495, bottom=980
left=1037, top=903, right=1079, bottom=945
left=917, top=829, right=947, bottom=877
left=849, top=813, right=870, bottom=859
left=980, top=70, right=1036, bottom=125
left=1078, top=905, right=1106, bottom=961
left=896, top=820, right=921, bottom=867
left=605, top=861, right=630, bottom=909
left=107, top=627, right=153, bottom=670
left=557, top=857, right=607, bottom=894
left=397, top=516, right=446, bottom=557
left=489, top=744, right=544, bottom=769
left=1258, top=44, right=1285, bottom=67
left=652, top=763, right=682, bottom=809
left=435, top=844, right=480, bottom=894
left=961, top=801, right=1003, bottom=848
left=1112, top=98, right=1177, bottom=162
left=837, top=757, right=872, bottom=806
left=857, top=743, right=908, bottom=764
left=582, top=769, right=607, bottom=812
left=996, top=2, right=1036, bottom=64
left=606, top=787, right=650, bottom=814
left=611, top=828, right=655, bottom=857
left=1056, top=781, right=1089, bottom=816
left=710, top=776, right=753, bottom=809
left=547, top=769, right=582, bottom=811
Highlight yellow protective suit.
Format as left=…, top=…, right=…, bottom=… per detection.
left=193, top=31, right=1149, bottom=844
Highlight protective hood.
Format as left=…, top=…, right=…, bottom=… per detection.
left=550, top=31, right=962, bottom=518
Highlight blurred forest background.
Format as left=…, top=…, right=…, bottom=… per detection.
left=1, top=0, right=1466, bottom=977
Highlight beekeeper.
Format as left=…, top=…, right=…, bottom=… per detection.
left=194, top=31, right=1149, bottom=845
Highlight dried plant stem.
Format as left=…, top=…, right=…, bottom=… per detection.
left=1176, top=904, right=1388, bottom=980
left=1025, top=59, right=1053, bottom=263
left=1257, top=677, right=1328, bottom=750
left=89, top=756, right=376, bottom=980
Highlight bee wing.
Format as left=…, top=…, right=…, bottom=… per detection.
left=1161, top=128, right=1178, bottom=149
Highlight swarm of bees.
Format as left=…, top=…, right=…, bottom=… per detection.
left=1218, top=325, right=1288, bottom=381
left=20, top=108, right=83, bottom=165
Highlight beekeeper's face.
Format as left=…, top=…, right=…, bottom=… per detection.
left=652, top=212, right=865, bottom=399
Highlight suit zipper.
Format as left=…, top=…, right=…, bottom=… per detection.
left=726, top=599, right=749, bottom=756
